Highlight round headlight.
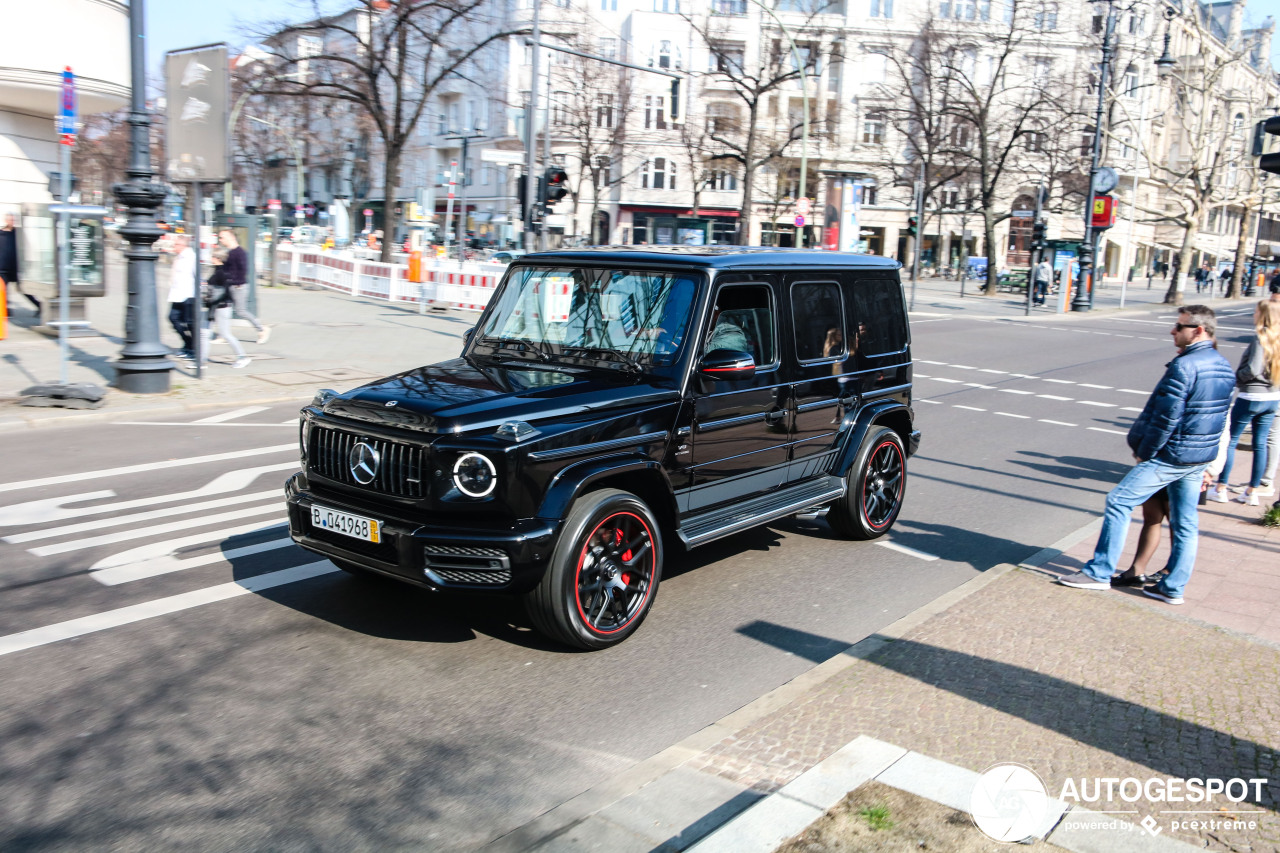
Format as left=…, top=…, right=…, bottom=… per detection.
left=452, top=452, right=497, bottom=498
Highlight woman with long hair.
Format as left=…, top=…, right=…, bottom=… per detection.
left=1210, top=300, right=1280, bottom=506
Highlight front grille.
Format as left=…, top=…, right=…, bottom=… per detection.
left=423, top=545, right=511, bottom=587
left=310, top=425, right=427, bottom=498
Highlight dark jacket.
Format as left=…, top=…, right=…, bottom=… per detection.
left=1235, top=336, right=1279, bottom=396
left=222, top=246, right=247, bottom=287
left=204, top=266, right=232, bottom=309
left=1127, top=340, right=1234, bottom=465
left=0, top=228, right=17, bottom=280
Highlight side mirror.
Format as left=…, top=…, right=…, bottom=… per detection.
left=462, top=327, right=476, bottom=347
left=699, top=349, right=755, bottom=380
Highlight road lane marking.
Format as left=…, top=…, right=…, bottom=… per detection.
left=929, top=377, right=962, bottom=383
left=1008, top=373, right=1039, bottom=379
left=93, top=537, right=295, bottom=586
left=954, top=405, right=986, bottom=411
left=995, top=412, right=1030, bottom=418
left=1078, top=383, right=1112, bottom=389
left=1042, top=379, right=1075, bottom=384
left=1078, top=401, right=1117, bottom=407
left=875, top=541, right=939, bottom=561
left=29, top=507, right=286, bottom=557
left=0, top=445, right=296, bottom=495
left=1088, top=427, right=1128, bottom=435
left=114, top=422, right=296, bottom=428
left=978, top=369, right=1007, bottom=374
left=193, top=406, right=270, bottom=424
left=964, top=383, right=996, bottom=389
left=916, top=399, right=943, bottom=404
left=950, top=364, right=976, bottom=370
left=90, top=521, right=290, bottom=571
left=999, top=389, right=1035, bottom=395
left=1037, top=395, right=1073, bottom=401
left=1121, top=407, right=1143, bottom=412
left=1040, top=419, right=1078, bottom=426
left=1118, top=389, right=1148, bottom=395
left=0, top=561, right=336, bottom=657
left=0, top=462, right=298, bottom=526
left=4, top=490, right=282, bottom=543
left=916, top=360, right=947, bottom=365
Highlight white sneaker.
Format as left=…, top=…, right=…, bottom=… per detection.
left=1256, top=484, right=1276, bottom=498
left=1207, top=486, right=1230, bottom=503
left=257, top=325, right=272, bottom=344
left=233, top=357, right=251, bottom=369
left=1236, top=491, right=1260, bottom=506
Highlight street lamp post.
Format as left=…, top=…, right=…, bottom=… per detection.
left=112, top=0, right=172, bottom=393
left=1074, top=0, right=1117, bottom=312
left=445, top=125, right=487, bottom=261
left=247, top=115, right=305, bottom=224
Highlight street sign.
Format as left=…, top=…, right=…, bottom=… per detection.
left=796, top=197, right=811, bottom=216
left=58, top=67, right=77, bottom=143
left=1011, top=210, right=1034, bottom=218
left=267, top=199, right=282, bottom=210
left=794, top=215, right=805, bottom=227
left=305, top=205, right=316, bottom=216
left=1090, top=194, right=1117, bottom=229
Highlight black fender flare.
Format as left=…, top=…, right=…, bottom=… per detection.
left=832, top=401, right=914, bottom=478
left=536, top=454, right=678, bottom=523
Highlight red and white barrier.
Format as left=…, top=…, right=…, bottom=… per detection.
left=279, top=247, right=511, bottom=310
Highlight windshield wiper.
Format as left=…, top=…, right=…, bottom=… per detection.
left=483, top=336, right=551, bottom=363
left=562, top=345, right=643, bottom=375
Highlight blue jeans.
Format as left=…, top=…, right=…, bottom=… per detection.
left=1218, top=398, right=1278, bottom=489
left=1082, top=459, right=1208, bottom=597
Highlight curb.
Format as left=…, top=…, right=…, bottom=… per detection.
left=0, top=392, right=314, bottom=434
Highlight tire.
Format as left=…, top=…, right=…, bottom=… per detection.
left=827, top=426, right=907, bottom=540
left=525, top=488, right=663, bottom=650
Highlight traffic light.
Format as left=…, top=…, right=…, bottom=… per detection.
left=516, top=174, right=528, bottom=220
left=1260, top=116, right=1280, bottom=174
left=544, top=168, right=569, bottom=205
left=906, top=216, right=917, bottom=238
left=670, top=78, right=683, bottom=124
left=1031, top=219, right=1047, bottom=250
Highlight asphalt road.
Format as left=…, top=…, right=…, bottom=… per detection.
left=0, top=301, right=1259, bottom=852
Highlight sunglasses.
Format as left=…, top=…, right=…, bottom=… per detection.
left=1173, top=323, right=1201, bottom=331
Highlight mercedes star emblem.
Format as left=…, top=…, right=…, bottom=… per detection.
left=349, top=441, right=380, bottom=484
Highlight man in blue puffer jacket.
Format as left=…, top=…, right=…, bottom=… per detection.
left=1060, top=305, right=1234, bottom=605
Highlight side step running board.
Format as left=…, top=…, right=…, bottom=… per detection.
left=678, top=477, right=846, bottom=548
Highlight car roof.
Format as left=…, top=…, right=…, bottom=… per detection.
left=517, top=246, right=902, bottom=271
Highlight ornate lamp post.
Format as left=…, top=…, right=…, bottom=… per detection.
left=1074, top=0, right=1117, bottom=312
left=112, top=0, right=172, bottom=392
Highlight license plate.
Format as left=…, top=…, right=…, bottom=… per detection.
left=311, top=504, right=381, bottom=543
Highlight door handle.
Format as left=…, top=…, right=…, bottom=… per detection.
left=838, top=393, right=859, bottom=408
left=764, top=408, right=786, bottom=425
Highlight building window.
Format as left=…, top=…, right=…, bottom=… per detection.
left=861, top=111, right=885, bottom=144
left=600, top=38, right=618, bottom=59
left=594, top=156, right=613, bottom=188
left=595, top=93, right=615, bottom=128
left=653, top=0, right=678, bottom=12
left=947, top=119, right=970, bottom=148
left=658, top=40, right=673, bottom=68
left=707, top=167, right=738, bottom=191
left=1033, top=2, right=1057, bottom=30
left=1128, top=11, right=1145, bottom=34
left=712, top=0, right=747, bottom=13
left=870, top=0, right=893, bottom=17
left=862, top=184, right=877, bottom=204
left=939, top=0, right=990, bottom=20
left=551, top=91, right=569, bottom=125
left=710, top=42, right=746, bottom=74
left=941, top=185, right=959, bottom=207
left=642, top=157, right=672, bottom=190
left=707, top=102, right=739, bottom=134
left=601, top=0, right=617, bottom=9
left=645, top=95, right=668, bottom=129
left=1025, top=128, right=1044, bottom=152
left=1122, top=64, right=1138, bottom=98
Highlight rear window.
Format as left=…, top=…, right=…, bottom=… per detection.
left=848, top=279, right=907, bottom=355
left=791, top=282, right=845, bottom=362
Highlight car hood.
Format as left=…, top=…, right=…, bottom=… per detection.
left=321, top=357, right=679, bottom=434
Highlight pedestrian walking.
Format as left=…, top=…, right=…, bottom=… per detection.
left=1058, top=305, right=1234, bottom=605
left=1194, top=264, right=1209, bottom=294
left=217, top=228, right=270, bottom=344
left=1219, top=266, right=1233, bottom=296
left=1032, top=258, right=1052, bottom=306
left=202, top=248, right=250, bottom=369
left=0, top=212, right=39, bottom=316
left=1207, top=300, right=1280, bottom=506
left=166, top=234, right=196, bottom=360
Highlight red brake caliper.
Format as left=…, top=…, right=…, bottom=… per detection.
left=616, top=527, right=632, bottom=585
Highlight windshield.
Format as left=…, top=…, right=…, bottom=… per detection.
left=476, top=266, right=700, bottom=368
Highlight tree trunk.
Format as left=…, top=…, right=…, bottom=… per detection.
left=983, top=210, right=998, bottom=295
left=1163, top=220, right=1196, bottom=306
left=738, top=111, right=759, bottom=246
left=1230, top=201, right=1256, bottom=299
left=380, top=147, right=401, bottom=264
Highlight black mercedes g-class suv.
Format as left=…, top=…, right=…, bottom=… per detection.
left=286, top=247, right=919, bottom=649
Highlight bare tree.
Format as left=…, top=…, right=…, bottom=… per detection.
left=255, top=0, right=517, bottom=261
left=685, top=7, right=836, bottom=243
left=1115, top=8, right=1274, bottom=304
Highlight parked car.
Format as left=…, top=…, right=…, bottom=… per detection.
left=490, top=250, right=526, bottom=264
left=286, top=247, right=919, bottom=649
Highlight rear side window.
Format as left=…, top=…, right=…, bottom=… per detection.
left=792, top=282, right=844, bottom=362
left=848, top=279, right=908, bottom=355
left=705, top=284, right=776, bottom=367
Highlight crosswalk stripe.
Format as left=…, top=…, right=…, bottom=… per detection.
left=4, top=490, right=281, bottom=544
left=0, top=561, right=336, bottom=657
left=0, top=444, right=295, bottom=495
left=29, top=506, right=286, bottom=557
left=193, top=406, right=270, bottom=424
left=90, top=521, right=289, bottom=571
left=93, top=537, right=296, bottom=586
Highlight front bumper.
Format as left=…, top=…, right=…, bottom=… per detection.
left=285, top=473, right=560, bottom=593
